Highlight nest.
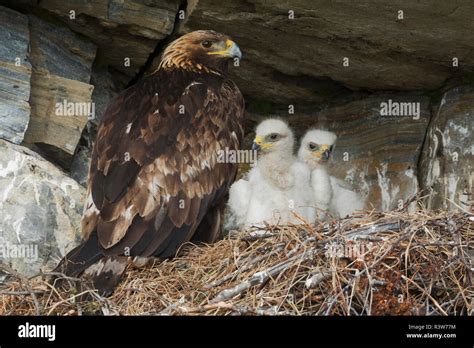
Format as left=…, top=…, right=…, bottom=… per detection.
left=1, top=210, right=473, bottom=315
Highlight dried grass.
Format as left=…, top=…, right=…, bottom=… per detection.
left=1, top=210, right=473, bottom=315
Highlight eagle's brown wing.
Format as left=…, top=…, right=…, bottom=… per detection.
left=56, top=72, right=244, bottom=294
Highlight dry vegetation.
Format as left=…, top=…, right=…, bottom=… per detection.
left=1, top=210, right=473, bottom=315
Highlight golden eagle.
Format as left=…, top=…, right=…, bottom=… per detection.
left=55, top=30, right=244, bottom=296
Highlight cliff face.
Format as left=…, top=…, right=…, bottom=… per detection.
left=0, top=1, right=472, bottom=275
left=186, top=0, right=474, bottom=102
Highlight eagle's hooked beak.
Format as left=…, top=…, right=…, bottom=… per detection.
left=208, top=39, right=242, bottom=59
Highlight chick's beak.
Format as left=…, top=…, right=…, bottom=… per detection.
left=251, top=142, right=261, bottom=151
left=312, top=144, right=332, bottom=161
left=322, top=149, right=331, bottom=161
left=252, top=135, right=264, bottom=152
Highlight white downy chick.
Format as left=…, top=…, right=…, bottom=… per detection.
left=298, top=129, right=365, bottom=219
left=227, top=119, right=314, bottom=228
left=298, top=129, right=337, bottom=220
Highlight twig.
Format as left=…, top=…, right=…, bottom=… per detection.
left=240, top=231, right=279, bottom=242
left=210, top=248, right=317, bottom=303
left=345, top=221, right=403, bottom=238
left=0, top=290, right=44, bottom=295
left=0, top=262, right=42, bottom=315
left=401, top=275, right=448, bottom=316
left=47, top=290, right=99, bottom=316
left=205, top=244, right=285, bottom=289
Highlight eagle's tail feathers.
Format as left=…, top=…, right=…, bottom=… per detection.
left=53, top=232, right=103, bottom=278
left=52, top=232, right=127, bottom=297
left=83, top=256, right=128, bottom=297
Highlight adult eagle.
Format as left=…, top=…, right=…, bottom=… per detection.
left=55, top=30, right=244, bottom=296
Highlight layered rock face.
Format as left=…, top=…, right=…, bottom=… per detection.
left=419, top=86, right=474, bottom=212
left=22, top=15, right=96, bottom=156
left=0, top=6, right=31, bottom=145
left=185, top=0, right=474, bottom=103
left=0, top=1, right=472, bottom=277
left=36, top=0, right=180, bottom=77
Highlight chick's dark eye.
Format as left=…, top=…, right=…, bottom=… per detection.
left=201, top=40, right=212, bottom=48
left=309, top=143, right=317, bottom=150
left=270, top=134, right=278, bottom=140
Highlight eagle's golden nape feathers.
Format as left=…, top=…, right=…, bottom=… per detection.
left=158, top=30, right=242, bottom=75
left=53, top=30, right=245, bottom=296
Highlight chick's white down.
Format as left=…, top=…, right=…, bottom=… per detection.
left=298, top=129, right=364, bottom=219
left=298, top=130, right=336, bottom=220
left=227, top=119, right=315, bottom=228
